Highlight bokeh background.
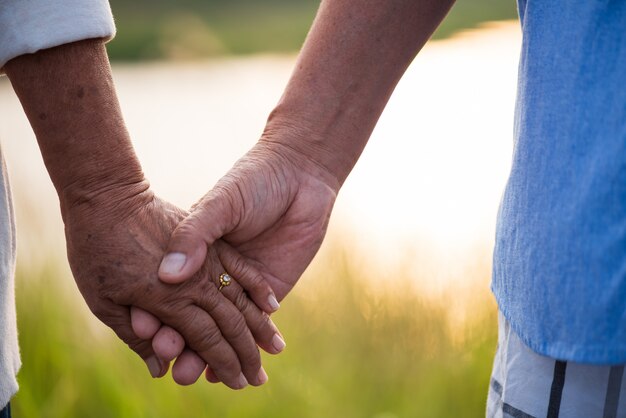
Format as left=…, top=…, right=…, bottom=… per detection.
left=0, top=0, right=522, bottom=416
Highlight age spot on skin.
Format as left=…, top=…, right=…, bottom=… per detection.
left=77, top=86, right=85, bottom=98
left=97, top=275, right=106, bottom=285
left=38, top=113, right=47, bottom=120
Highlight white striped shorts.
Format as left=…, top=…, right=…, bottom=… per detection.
left=487, top=312, right=626, bottom=418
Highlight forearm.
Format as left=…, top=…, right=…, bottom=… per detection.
left=264, top=0, right=454, bottom=188
left=5, top=39, right=148, bottom=216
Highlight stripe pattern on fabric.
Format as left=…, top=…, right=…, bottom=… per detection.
left=486, top=312, right=626, bottom=418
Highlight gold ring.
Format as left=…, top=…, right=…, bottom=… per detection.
left=218, top=273, right=232, bottom=291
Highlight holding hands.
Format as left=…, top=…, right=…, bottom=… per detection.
left=132, top=137, right=339, bottom=385
left=5, top=39, right=332, bottom=390
left=6, top=0, right=446, bottom=390
left=65, top=190, right=284, bottom=388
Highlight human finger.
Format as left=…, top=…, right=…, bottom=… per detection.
left=215, top=240, right=280, bottom=314
left=212, top=266, right=286, bottom=356
left=152, top=301, right=248, bottom=389
left=130, top=306, right=161, bottom=340
left=151, top=325, right=185, bottom=362
left=184, top=270, right=265, bottom=386
left=171, top=348, right=207, bottom=385
left=205, top=366, right=220, bottom=383
left=159, top=191, right=237, bottom=284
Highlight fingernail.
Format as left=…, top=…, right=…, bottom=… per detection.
left=237, top=372, right=249, bottom=389
left=268, top=294, right=280, bottom=312
left=257, top=367, right=269, bottom=385
left=272, top=334, right=286, bottom=352
left=159, top=253, right=186, bottom=275
left=146, top=356, right=162, bottom=378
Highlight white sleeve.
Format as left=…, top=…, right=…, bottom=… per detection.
left=0, top=0, right=116, bottom=71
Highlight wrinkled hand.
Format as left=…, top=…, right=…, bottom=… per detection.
left=133, top=136, right=338, bottom=382
left=162, top=139, right=339, bottom=296
left=64, top=187, right=283, bottom=388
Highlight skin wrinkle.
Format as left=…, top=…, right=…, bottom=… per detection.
left=14, top=0, right=462, bottom=385
left=61, top=183, right=152, bottom=225
left=259, top=136, right=340, bottom=192
left=154, top=248, right=275, bottom=365
left=269, top=0, right=454, bottom=184
left=144, top=0, right=457, bottom=376
left=6, top=39, right=281, bottom=387
left=215, top=245, right=282, bottom=299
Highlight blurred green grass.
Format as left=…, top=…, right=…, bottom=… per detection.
left=13, top=249, right=497, bottom=418
left=106, top=0, right=518, bottom=60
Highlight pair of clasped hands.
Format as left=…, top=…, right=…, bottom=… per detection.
left=8, top=0, right=454, bottom=392
left=68, top=141, right=338, bottom=390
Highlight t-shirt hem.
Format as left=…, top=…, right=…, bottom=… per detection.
left=493, top=287, right=626, bottom=365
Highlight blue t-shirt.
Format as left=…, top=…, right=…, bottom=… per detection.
left=492, top=0, right=626, bottom=364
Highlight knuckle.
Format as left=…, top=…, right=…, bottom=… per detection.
left=200, top=276, right=219, bottom=296
left=213, top=353, right=240, bottom=375
left=229, top=255, right=247, bottom=277
left=245, top=273, right=267, bottom=296
left=157, top=293, right=193, bottom=316
left=237, top=295, right=270, bottom=330
left=192, top=326, right=224, bottom=353
left=240, top=346, right=261, bottom=369
left=175, top=307, right=202, bottom=330
left=233, top=260, right=264, bottom=289
left=222, top=312, right=249, bottom=339
left=257, top=311, right=273, bottom=331
left=193, top=287, right=220, bottom=314
left=252, top=312, right=275, bottom=341
left=160, top=307, right=198, bottom=337
left=233, top=288, right=250, bottom=312
left=227, top=314, right=249, bottom=337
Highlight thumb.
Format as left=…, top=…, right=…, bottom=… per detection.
left=158, top=191, right=237, bottom=284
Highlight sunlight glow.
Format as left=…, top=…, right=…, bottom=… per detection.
left=0, top=22, right=522, bottom=288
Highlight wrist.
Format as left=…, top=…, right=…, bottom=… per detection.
left=259, top=100, right=364, bottom=192
left=60, top=170, right=152, bottom=218
left=6, top=40, right=154, bottom=222
left=258, top=117, right=341, bottom=193
left=42, top=122, right=152, bottom=218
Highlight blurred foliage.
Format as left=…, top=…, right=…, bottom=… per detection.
left=106, top=0, right=518, bottom=60
left=13, top=249, right=497, bottom=417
